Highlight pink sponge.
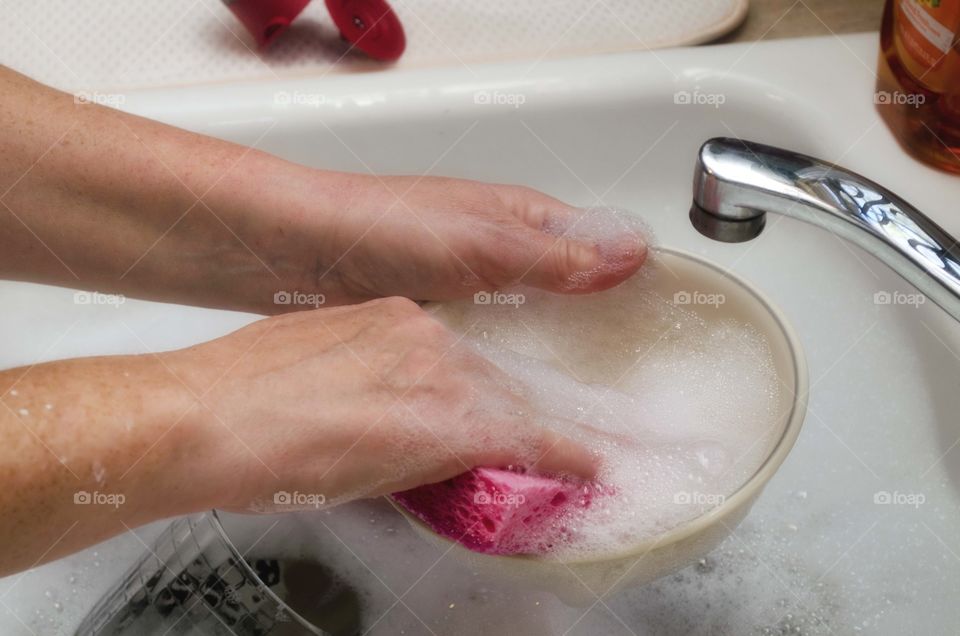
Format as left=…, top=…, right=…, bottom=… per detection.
left=392, top=468, right=599, bottom=555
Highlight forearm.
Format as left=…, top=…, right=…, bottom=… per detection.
left=0, top=355, right=207, bottom=575
left=0, top=65, right=346, bottom=313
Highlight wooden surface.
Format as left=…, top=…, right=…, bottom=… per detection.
left=718, top=0, right=885, bottom=43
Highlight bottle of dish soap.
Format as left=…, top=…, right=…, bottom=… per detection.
left=877, top=0, right=960, bottom=174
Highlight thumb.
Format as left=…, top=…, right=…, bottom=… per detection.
left=517, top=227, right=647, bottom=294
left=469, top=426, right=598, bottom=482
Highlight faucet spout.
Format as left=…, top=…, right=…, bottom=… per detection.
left=690, top=137, right=960, bottom=321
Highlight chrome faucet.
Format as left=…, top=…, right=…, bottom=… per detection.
left=690, top=137, right=960, bottom=321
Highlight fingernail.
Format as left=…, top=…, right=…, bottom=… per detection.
left=598, top=232, right=645, bottom=263
left=567, top=240, right=601, bottom=272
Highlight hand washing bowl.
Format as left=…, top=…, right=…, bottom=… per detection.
left=75, top=247, right=808, bottom=633
left=391, top=247, right=808, bottom=605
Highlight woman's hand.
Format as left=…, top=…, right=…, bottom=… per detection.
left=0, top=298, right=595, bottom=574
left=256, top=172, right=648, bottom=311
left=168, top=296, right=596, bottom=512
left=0, top=66, right=646, bottom=314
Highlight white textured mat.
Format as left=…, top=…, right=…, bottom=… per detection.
left=1, top=0, right=746, bottom=91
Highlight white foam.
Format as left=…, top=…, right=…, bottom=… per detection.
left=425, top=208, right=781, bottom=560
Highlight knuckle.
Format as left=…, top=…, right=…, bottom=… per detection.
left=412, top=373, right=474, bottom=412
left=419, top=314, right=453, bottom=340
left=389, top=348, right=445, bottom=394
left=394, top=308, right=452, bottom=341
left=376, top=296, right=421, bottom=313
left=476, top=229, right=529, bottom=287
left=509, top=184, right=540, bottom=200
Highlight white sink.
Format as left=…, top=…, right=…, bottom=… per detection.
left=2, top=33, right=959, bottom=635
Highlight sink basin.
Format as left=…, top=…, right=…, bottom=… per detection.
left=1, top=33, right=959, bottom=635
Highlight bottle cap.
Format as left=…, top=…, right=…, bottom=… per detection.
left=223, top=0, right=312, bottom=48
left=324, top=0, right=406, bottom=61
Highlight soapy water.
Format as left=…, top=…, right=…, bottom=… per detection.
left=54, top=497, right=904, bottom=636
left=409, top=205, right=783, bottom=561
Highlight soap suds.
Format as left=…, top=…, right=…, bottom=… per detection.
left=421, top=206, right=781, bottom=559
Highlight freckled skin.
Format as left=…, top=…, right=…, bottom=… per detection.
left=0, top=65, right=646, bottom=576
left=0, top=356, right=200, bottom=574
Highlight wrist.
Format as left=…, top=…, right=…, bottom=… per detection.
left=199, top=153, right=358, bottom=314
left=150, top=340, right=265, bottom=513
left=114, top=354, right=215, bottom=520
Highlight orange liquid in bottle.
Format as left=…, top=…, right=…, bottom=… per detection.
left=877, top=0, right=960, bottom=174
